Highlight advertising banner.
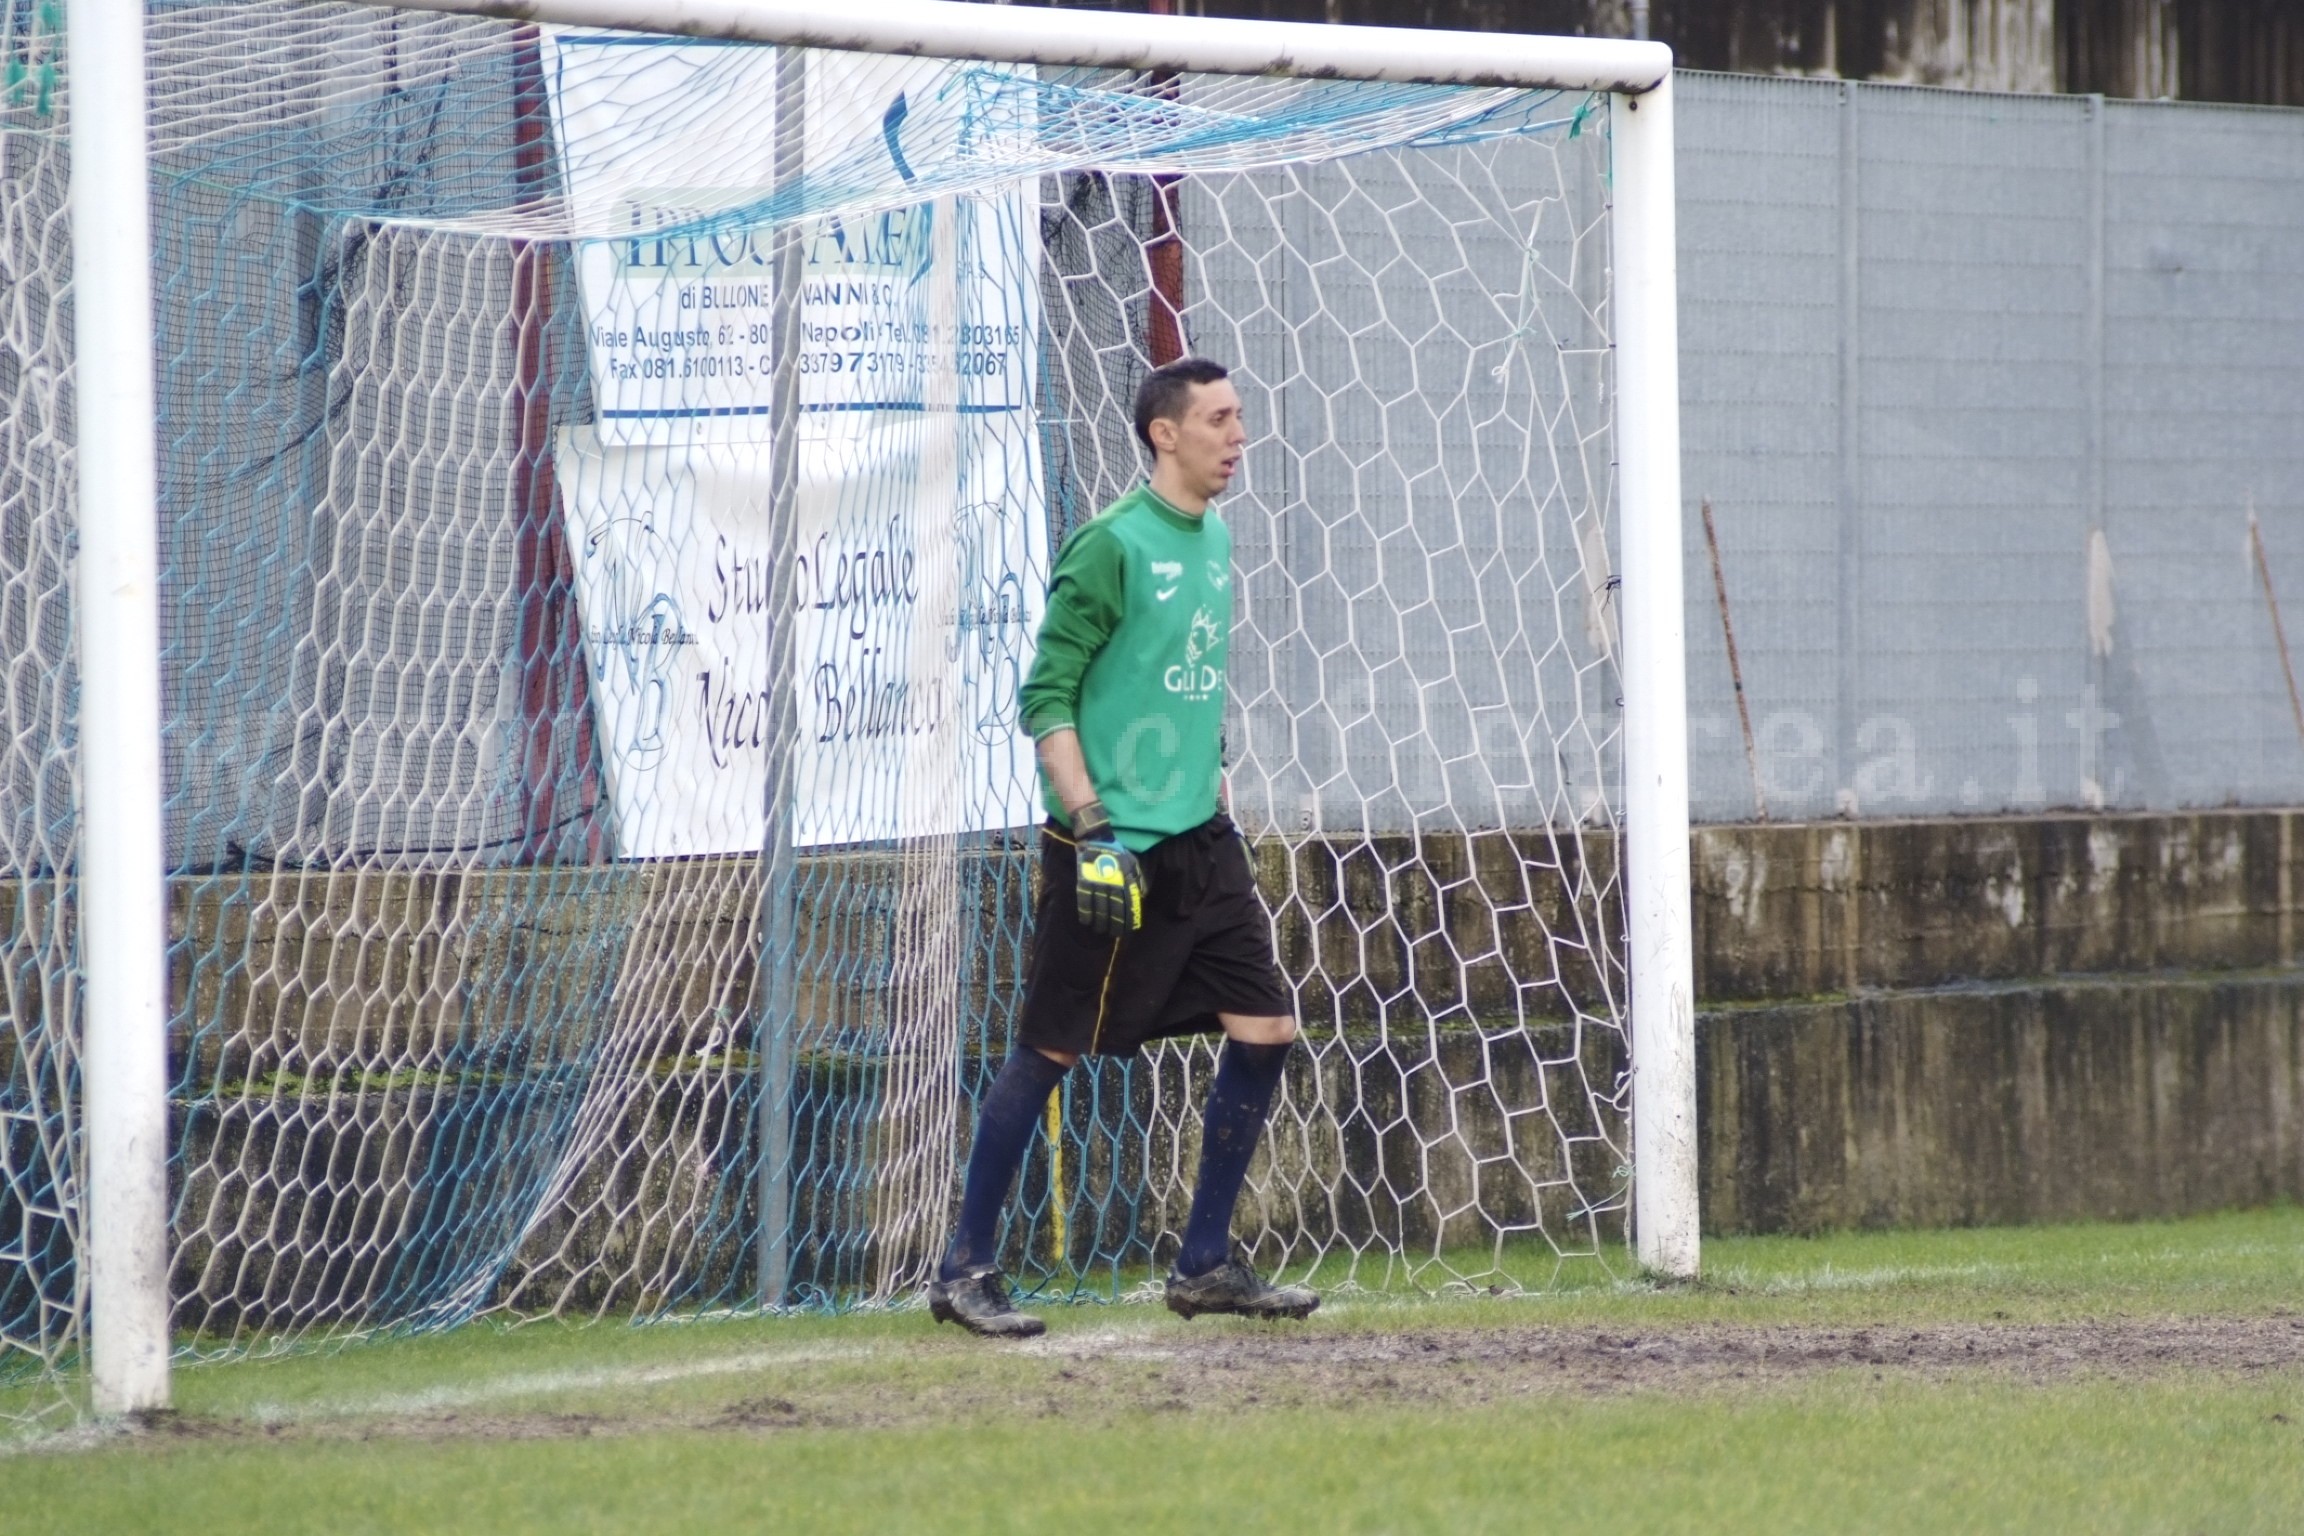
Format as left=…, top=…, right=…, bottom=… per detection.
left=544, top=35, right=1045, bottom=855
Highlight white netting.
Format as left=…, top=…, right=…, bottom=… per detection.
left=1, top=1, right=1624, bottom=1409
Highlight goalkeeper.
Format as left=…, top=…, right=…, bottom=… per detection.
left=929, top=356, right=1317, bottom=1338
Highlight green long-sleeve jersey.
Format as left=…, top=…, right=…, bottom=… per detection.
left=1020, top=485, right=1231, bottom=852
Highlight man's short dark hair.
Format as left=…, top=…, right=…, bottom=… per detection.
left=1133, top=356, right=1231, bottom=453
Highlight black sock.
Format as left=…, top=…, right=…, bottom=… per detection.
left=1176, top=1038, right=1293, bottom=1277
left=941, top=1048, right=1070, bottom=1281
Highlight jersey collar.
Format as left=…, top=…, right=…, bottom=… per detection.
left=1140, top=484, right=1208, bottom=532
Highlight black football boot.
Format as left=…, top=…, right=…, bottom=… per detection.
left=1164, top=1245, right=1319, bottom=1321
left=926, top=1265, right=1047, bottom=1339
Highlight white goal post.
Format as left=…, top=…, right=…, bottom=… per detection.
left=71, top=0, right=1693, bottom=1414
left=73, top=0, right=177, bottom=1418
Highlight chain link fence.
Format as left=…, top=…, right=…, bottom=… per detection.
left=1679, top=73, right=2304, bottom=823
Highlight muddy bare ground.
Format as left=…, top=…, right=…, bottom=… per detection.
left=64, top=1313, right=2304, bottom=1452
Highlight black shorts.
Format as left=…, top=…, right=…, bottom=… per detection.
left=1017, top=813, right=1292, bottom=1058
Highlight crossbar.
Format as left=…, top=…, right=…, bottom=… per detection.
left=374, top=0, right=1672, bottom=93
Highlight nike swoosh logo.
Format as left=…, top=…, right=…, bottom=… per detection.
left=1155, top=586, right=1178, bottom=601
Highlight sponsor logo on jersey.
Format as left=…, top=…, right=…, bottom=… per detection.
left=1152, top=558, right=1183, bottom=602
left=1163, top=605, right=1226, bottom=700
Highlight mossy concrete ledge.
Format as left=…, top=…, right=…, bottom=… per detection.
left=1692, top=810, right=2304, bottom=999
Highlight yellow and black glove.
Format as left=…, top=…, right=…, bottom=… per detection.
left=1070, top=800, right=1145, bottom=937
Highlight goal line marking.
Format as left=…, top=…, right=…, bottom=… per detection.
left=246, top=1342, right=885, bottom=1425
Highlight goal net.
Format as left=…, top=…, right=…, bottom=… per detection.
left=3, top=0, right=1644, bottom=1402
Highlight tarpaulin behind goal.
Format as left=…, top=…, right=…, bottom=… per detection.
left=0, top=0, right=1623, bottom=1391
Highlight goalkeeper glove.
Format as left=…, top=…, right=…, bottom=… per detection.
left=1070, top=800, right=1144, bottom=937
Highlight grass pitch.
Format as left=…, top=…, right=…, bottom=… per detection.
left=6, top=1208, right=2304, bottom=1533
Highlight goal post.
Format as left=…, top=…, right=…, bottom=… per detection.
left=386, top=2, right=1701, bottom=1287
left=388, top=0, right=1672, bottom=91
left=70, top=0, right=174, bottom=1415
left=1608, top=73, right=1699, bottom=1281
left=52, top=0, right=1695, bottom=1416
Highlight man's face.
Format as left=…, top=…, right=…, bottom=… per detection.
left=1152, top=378, right=1248, bottom=501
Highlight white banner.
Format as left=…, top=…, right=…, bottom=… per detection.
left=546, top=35, right=1045, bottom=856
left=556, top=427, right=771, bottom=860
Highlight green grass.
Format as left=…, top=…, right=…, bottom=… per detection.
left=1286, top=1202, right=2304, bottom=1324
left=1658, top=1204, right=2304, bottom=1318
left=5, top=1207, right=2304, bottom=1533
left=7, top=1378, right=2302, bottom=1534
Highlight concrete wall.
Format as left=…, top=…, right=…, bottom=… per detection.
left=111, top=808, right=2304, bottom=1290
left=1702, top=975, right=2304, bottom=1233
left=1693, top=809, right=2304, bottom=1232
left=16, top=804, right=2290, bottom=1324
